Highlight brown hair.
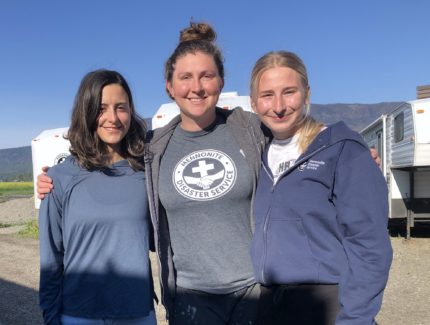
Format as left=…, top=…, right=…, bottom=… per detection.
left=250, top=51, right=324, bottom=153
left=67, top=69, right=147, bottom=171
left=164, top=22, right=224, bottom=99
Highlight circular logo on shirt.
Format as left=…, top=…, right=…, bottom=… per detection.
left=54, top=153, right=69, bottom=165
left=173, top=149, right=237, bottom=201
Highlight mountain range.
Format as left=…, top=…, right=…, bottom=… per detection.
left=0, top=102, right=401, bottom=181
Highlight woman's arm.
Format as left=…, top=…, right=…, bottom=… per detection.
left=333, top=141, right=393, bottom=325
left=38, top=172, right=64, bottom=324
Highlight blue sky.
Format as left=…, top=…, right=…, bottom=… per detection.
left=1, top=0, right=429, bottom=149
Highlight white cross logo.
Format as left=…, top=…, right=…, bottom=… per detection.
left=192, top=160, right=214, bottom=177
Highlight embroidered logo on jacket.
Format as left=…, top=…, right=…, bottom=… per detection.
left=173, top=149, right=237, bottom=201
left=298, top=160, right=325, bottom=172
left=298, top=162, right=307, bottom=171
left=306, top=160, right=326, bottom=170
left=298, top=160, right=326, bottom=172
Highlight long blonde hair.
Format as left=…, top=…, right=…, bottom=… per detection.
left=250, top=51, right=324, bottom=153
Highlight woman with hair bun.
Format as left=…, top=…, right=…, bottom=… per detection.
left=145, top=22, right=268, bottom=324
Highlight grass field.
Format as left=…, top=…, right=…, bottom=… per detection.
left=0, top=182, right=34, bottom=197
left=18, top=219, right=39, bottom=239
left=0, top=182, right=38, bottom=237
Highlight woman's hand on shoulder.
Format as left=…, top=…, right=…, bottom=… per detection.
left=370, top=148, right=381, bottom=167
left=37, top=166, right=53, bottom=199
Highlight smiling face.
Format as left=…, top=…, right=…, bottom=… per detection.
left=166, top=51, right=224, bottom=131
left=96, top=83, right=131, bottom=160
left=252, top=66, right=310, bottom=140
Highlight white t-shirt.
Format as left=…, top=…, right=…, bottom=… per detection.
left=268, top=133, right=301, bottom=184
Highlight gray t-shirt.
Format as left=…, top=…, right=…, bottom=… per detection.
left=159, top=118, right=255, bottom=294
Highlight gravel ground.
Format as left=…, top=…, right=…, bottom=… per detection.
left=0, top=197, right=429, bottom=325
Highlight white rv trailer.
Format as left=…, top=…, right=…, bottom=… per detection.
left=360, top=98, right=430, bottom=238
left=31, top=92, right=251, bottom=208
left=31, top=128, right=70, bottom=209
left=151, top=92, right=252, bottom=129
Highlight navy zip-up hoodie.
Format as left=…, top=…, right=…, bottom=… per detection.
left=251, top=122, right=392, bottom=325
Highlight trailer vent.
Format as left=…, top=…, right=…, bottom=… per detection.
left=417, top=84, right=430, bottom=99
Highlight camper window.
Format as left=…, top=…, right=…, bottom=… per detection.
left=394, top=112, right=404, bottom=142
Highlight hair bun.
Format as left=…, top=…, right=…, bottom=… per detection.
left=179, top=22, right=216, bottom=43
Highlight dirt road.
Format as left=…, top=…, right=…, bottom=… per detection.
left=0, top=235, right=42, bottom=325
left=1, top=198, right=429, bottom=324
left=0, top=232, right=166, bottom=325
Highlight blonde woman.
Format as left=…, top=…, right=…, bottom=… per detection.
left=250, top=51, right=392, bottom=325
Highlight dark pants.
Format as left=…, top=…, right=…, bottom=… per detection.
left=170, top=284, right=260, bottom=325
left=258, top=284, right=340, bottom=325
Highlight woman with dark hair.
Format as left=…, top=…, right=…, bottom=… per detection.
left=38, top=69, right=156, bottom=325
left=66, top=70, right=146, bottom=171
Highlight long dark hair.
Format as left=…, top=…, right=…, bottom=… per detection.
left=67, top=69, right=146, bottom=170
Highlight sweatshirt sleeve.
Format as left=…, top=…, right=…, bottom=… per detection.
left=38, top=171, right=64, bottom=325
left=333, top=141, right=393, bottom=325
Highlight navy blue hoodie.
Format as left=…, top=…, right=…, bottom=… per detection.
left=251, top=122, right=392, bottom=325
